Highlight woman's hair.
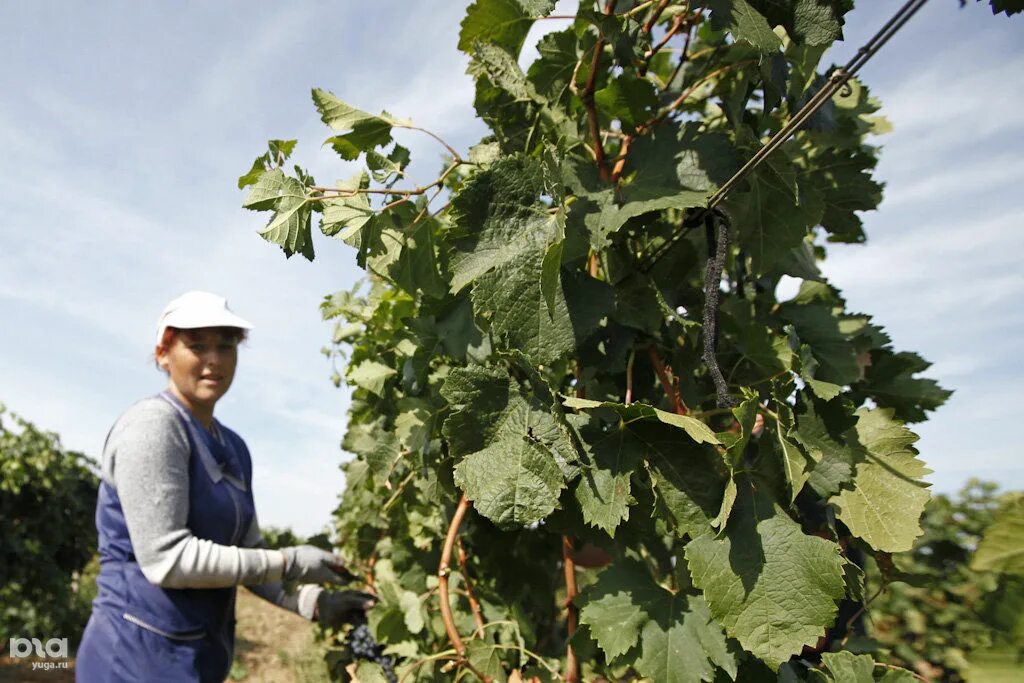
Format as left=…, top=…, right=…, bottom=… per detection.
left=152, top=326, right=249, bottom=374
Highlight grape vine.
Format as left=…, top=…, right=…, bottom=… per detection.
left=239, top=1, right=1015, bottom=681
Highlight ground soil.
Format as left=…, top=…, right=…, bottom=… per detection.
left=0, top=588, right=332, bottom=683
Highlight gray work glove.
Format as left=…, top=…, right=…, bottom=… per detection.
left=281, top=545, right=351, bottom=585
left=315, top=590, right=377, bottom=628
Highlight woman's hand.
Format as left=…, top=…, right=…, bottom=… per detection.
left=314, top=590, right=377, bottom=628
left=280, top=545, right=352, bottom=585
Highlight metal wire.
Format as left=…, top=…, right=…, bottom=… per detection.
left=639, top=0, right=931, bottom=274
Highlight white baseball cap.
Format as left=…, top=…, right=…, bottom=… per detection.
left=155, top=290, right=254, bottom=346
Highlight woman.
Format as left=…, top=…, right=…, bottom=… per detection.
left=76, top=290, right=373, bottom=682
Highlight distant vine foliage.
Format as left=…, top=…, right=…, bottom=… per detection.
left=869, top=481, right=1024, bottom=681
left=238, top=1, right=994, bottom=680
left=0, top=403, right=99, bottom=644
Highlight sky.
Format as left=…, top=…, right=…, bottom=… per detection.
left=0, top=1, right=1020, bottom=537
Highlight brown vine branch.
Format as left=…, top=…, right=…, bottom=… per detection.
left=561, top=536, right=580, bottom=683
left=641, top=13, right=684, bottom=73
left=839, top=584, right=887, bottom=649
left=581, top=0, right=618, bottom=182
left=664, top=6, right=702, bottom=88
left=399, top=651, right=459, bottom=683
left=644, top=60, right=755, bottom=131
left=311, top=160, right=463, bottom=201
left=610, top=134, right=633, bottom=182
left=642, top=0, right=672, bottom=34
left=647, top=346, right=689, bottom=415
left=397, top=124, right=463, bottom=163
left=456, top=538, right=487, bottom=638
left=365, top=549, right=378, bottom=592
left=438, top=495, right=492, bottom=682
left=382, top=470, right=416, bottom=513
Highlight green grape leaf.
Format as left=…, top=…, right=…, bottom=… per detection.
left=635, top=593, right=737, bottom=683
left=311, top=89, right=404, bottom=159
left=636, top=422, right=729, bottom=538
left=458, top=0, right=556, bottom=56
left=353, top=661, right=391, bottom=683
left=563, top=396, right=721, bottom=446
left=729, top=154, right=823, bottom=276
left=831, top=408, right=931, bottom=552
left=442, top=365, right=577, bottom=528
left=858, top=350, right=952, bottom=423
left=348, top=359, right=397, bottom=398
left=447, top=156, right=563, bottom=293
left=578, top=559, right=735, bottom=681
left=686, top=476, right=846, bottom=670
left=238, top=154, right=269, bottom=190
left=540, top=238, right=564, bottom=320
left=473, top=250, right=612, bottom=365
left=750, top=0, right=848, bottom=47
left=577, top=559, right=665, bottom=660
left=612, top=273, right=664, bottom=336
left=320, top=172, right=374, bottom=240
left=464, top=640, right=509, bottom=683
left=724, top=393, right=760, bottom=468
left=776, top=420, right=810, bottom=504
left=573, top=125, right=737, bottom=250
left=972, top=494, right=1024, bottom=574
left=242, top=168, right=314, bottom=260
left=712, top=475, right=738, bottom=530
left=790, top=391, right=859, bottom=496
left=565, top=397, right=727, bottom=537
left=706, top=0, right=783, bottom=53
left=454, top=437, right=564, bottom=529
left=820, top=651, right=877, bottom=682
left=781, top=302, right=859, bottom=386
left=594, top=72, right=658, bottom=130
left=572, top=416, right=641, bottom=536
left=376, top=220, right=447, bottom=300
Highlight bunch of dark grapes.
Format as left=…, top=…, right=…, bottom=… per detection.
left=347, top=615, right=397, bottom=683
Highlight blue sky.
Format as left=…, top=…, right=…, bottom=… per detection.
left=0, top=1, right=1020, bottom=536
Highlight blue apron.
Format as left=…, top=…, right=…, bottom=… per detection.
left=76, top=390, right=256, bottom=682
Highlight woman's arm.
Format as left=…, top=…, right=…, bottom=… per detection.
left=238, top=514, right=322, bottom=621
left=111, top=399, right=287, bottom=589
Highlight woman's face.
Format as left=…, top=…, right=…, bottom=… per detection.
left=157, top=327, right=239, bottom=412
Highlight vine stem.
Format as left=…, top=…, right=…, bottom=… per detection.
left=641, top=13, right=684, bottom=73
left=665, top=4, right=702, bottom=88
left=561, top=536, right=580, bottom=683
left=581, top=0, right=618, bottom=182
left=456, top=538, right=487, bottom=638
left=839, top=584, right=887, bottom=649
left=438, top=495, right=492, bottom=682
left=310, top=160, right=463, bottom=202
left=610, top=134, right=633, bottom=184
left=560, top=346, right=593, bottom=681
left=647, top=346, right=689, bottom=415
left=642, top=0, right=672, bottom=34
left=398, top=124, right=463, bottom=163
left=643, top=60, right=755, bottom=131
left=872, top=663, right=927, bottom=683
left=399, top=650, right=458, bottom=683
left=365, top=549, right=378, bottom=591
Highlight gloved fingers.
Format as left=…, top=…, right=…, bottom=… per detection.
left=320, top=567, right=351, bottom=585
left=323, top=589, right=377, bottom=610
left=316, top=590, right=377, bottom=627
left=328, top=562, right=359, bottom=583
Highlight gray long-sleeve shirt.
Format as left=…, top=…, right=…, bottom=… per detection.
left=102, top=395, right=321, bottom=620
